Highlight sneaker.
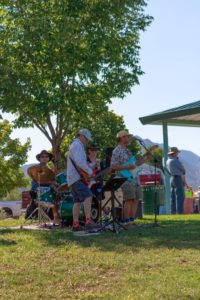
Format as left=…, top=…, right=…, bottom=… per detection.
left=49, top=224, right=62, bottom=230
left=85, top=221, right=101, bottom=231
left=72, top=225, right=85, bottom=232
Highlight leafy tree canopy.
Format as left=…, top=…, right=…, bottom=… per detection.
left=60, top=109, right=141, bottom=168
left=148, top=146, right=164, bottom=170
left=0, top=0, right=152, bottom=170
left=0, top=120, right=31, bottom=197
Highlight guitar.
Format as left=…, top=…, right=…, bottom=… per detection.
left=80, top=167, right=111, bottom=188
left=119, top=145, right=158, bottom=182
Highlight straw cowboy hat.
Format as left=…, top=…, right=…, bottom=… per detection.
left=168, top=147, right=180, bottom=155
left=116, top=130, right=133, bottom=139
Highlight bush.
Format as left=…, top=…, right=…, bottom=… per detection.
left=0, top=208, right=6, bottom=220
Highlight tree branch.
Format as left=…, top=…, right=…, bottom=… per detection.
left=25, top=113, right=52, bottom=143
left=60, top=75, right=76, bottom=140
left=47, top=114, right=56, bottom=139
left=19, top=109, right=52, bottom=142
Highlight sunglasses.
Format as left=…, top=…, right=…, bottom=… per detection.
left=40, top=155, right=49, bottom=158
left=89, top=149, right=99, bottom=152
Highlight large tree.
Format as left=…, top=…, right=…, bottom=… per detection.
left=0, top=0, right=152, bottom=171
left=62, top=110, right=126, bottom=151
left=60, top=110, right=141, bottom=169
left=0, top=120, right=31, bottom=198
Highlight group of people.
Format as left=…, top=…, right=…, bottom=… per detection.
left=28, top=128, right=188, bottom=231
left=28, top=128, right=148, bottom=231
left=67, top=128, right=148, bottom=231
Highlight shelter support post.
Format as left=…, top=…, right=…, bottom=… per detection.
left=162, top=124, right=171, bottom=214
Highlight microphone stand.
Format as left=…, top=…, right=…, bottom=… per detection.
left=136, top=139, right=162, bottom=227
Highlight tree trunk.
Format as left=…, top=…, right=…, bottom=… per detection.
left=51, top=138, right=63, bottom=174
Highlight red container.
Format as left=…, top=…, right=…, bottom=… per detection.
left=21, top=191, right=32, bottom=209
left=139, top=174, right=161, bottom=186
left=183, top=197, right=194, bottom=214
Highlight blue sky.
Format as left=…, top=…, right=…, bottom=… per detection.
left=110, top=0, right=200, bottom=154
left=4, top=0, right=200, bottom=163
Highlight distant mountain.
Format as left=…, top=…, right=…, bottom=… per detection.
left=141, top=137, right=200, bottom=189
left=22, top=164, right=35, bottom=178
left=179, top=150, right=200, bottom=189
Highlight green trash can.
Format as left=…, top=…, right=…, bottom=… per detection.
left=142, top=185, right=165, bottom=215
left=185, top=190, right=193, bottom=197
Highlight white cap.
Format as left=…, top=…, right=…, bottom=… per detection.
left=78, top=128, right=92, bottom=141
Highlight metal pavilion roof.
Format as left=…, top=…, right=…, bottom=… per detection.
left=139, top=100, right=200, bottom=127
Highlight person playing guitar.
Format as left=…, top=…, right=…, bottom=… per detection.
left=67, top=129, right=100, bottom=232
left=111, top=130, right=148, bottom=228
left=87, top=144, right=105, bottom=201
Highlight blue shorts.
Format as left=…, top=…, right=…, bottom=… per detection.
left=71, top=180, right=93, bottom=203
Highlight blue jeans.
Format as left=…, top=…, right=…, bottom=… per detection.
left=170, top=176, right=185, bottom=214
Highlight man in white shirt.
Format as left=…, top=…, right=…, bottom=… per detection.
left=67, top=129, right=99, bottom=231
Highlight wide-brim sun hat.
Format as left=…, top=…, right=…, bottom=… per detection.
left=36, top=150, right=53, bottom=161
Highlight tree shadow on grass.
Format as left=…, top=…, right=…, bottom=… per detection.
left=34, top=218, right=200, bottom=252
left=1, top=218, right=200, bottom=252
left=0, top=238, right=17, bottom=246
left=0, top=229, right=18, bottom=246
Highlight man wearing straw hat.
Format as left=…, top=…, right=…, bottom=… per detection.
left=166, top=147, right=186, bottom=214
left=111, top=130, right=146, bottom=228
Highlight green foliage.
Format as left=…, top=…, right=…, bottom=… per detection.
left=60, top=110, right=141, bottom=167
left=2, top=180, right=31, bottom=201
left=148, top=146, right=164, bottom=169
left=61, top=110, right=125, bottom=156
left=0, top=0, right=152, bottom=170
left=1, top=189, right=22, bottom=201
left=128, top=139, right=142, bottom=158
left=0, top=208, right=6, bottom=220
left=0, top=120, right=31, bottom=197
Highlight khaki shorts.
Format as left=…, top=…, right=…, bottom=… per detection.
left=122, top=182, right=143, bottom=201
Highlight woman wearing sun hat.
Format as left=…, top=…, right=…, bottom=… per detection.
left=87, top=143, right=105, bottom=203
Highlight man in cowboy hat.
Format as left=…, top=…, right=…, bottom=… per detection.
left=67, top=129, right=100, bottom=231
left=166, top=147, right=186, bottom=214
left=111, top=130, right=147, bottom=228
left=27, top=150, right=60, bottom=226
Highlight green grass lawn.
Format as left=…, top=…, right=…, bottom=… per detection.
left=1, top=215, right=200, bottom=300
